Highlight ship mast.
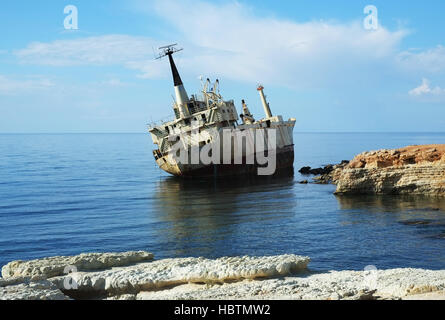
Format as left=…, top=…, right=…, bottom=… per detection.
left=257, top=85, right=273, bottom=118
left=156, top=44, right=189, bottom=118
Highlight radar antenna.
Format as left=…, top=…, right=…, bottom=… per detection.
left=155, top=43, right=183, bottom=60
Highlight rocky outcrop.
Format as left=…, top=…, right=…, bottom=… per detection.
left=1, top=251, right=154, bottom=279
left=0, top=278, right=69, bottom=300
left=1, top=251, right=444, bottom=300
left=0, top=252, right=310, bottom=300
left=347, top=145, right=445, bottom=169
left=313, top=145, right=445, bottom=195
left=49, top=254, right=310, bottom=298
left=299, top=161, right=349, bottom=177
left=311, top=161, right=349, bottom=184
left=335, top=164, right=445, bottom=195
left=135, top=268, right=445, bottom=300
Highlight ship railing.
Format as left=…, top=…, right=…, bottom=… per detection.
left=189, top=103, right=208, bottom=115
left=147, top=115, right=176, bottom=130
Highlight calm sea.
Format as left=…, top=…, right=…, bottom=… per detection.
left=1, top=132, right=445, bottom=271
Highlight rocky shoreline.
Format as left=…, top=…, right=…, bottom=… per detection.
left=1, top=251, right=445, bottom=300
left=300, top=144, right=445, bottom=195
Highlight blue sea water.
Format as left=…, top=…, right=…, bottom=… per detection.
left=1, top=132, right=445, bottom=271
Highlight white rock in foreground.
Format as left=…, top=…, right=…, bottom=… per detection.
left=135, top=268, right=445, bottom=300
left=1, top=251, right=154, bottom=279
left=2, top=251, right=445, bottom=300
left=53, top=254, right=310, bottom=296
left=0, top=279, right=69, bottom=300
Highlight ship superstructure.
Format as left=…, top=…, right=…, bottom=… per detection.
left=148, top=44, right=296, bottom=177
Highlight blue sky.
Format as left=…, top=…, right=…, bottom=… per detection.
left=1, top=0, right=445, bottom=133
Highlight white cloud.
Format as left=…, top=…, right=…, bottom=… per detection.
left=143, top=0, right=408, bottom=87
left=12, top=0, right=445, bottom=92
left=15, top=35, right=157, bottom=66
left=409, top=78, right=445, bottom=97
left=15, top=34, right=169, bottom=79
left=143, top=0, right=445, bottom=89
left=397, top=46, right=445, bottom=73
left=0, top=75, right=55, bottom=95
left=14, top=1, right=409, bottom=88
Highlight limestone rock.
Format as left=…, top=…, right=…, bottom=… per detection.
left=2, top=251, right=445, bottom=300
left=1, top=251, right=154, bottom=279
left=335, top=164, right=445, bottom=195
left=0, top=279, right=69, bottom=300
left=135, top=268, right=445, bottom=300
left=331, top=145, right=445, bottom=195
left=53, top=254, right=310, bottom=296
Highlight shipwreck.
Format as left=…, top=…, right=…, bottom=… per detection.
left=148, top=44, right=296, bottom=177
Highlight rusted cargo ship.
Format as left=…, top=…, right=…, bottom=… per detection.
left=148, top=44, right=296, bottom=177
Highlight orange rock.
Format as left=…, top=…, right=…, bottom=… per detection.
left=334, top=144, right=445, bottom=195
left=346, top=144, right=445, bottom=169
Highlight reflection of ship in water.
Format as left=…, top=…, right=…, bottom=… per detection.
left=336, top=195, right=445, bottom=239
left=151, top=174, right=297, bottom=258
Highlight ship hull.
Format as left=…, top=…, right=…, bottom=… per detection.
left=156, top=144, right=294, bottom=178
